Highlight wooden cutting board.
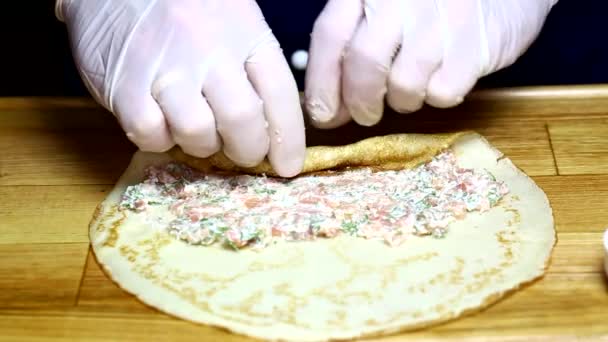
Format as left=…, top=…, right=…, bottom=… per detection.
left=1, top=86, right=607, bottom=341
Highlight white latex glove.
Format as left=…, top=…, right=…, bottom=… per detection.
left=304, top=0, right=558, bottom=128
left=56, top=0, right=305, bottom=177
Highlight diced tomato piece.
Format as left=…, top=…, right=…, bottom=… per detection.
left=225, top=229, right=247, bottom=248
left=134, top=199, right=146, bottom=211
left=244, top=197, right=266, bottom=209
left=271, top=227, right=283, bottom=237
left=299, top=195, right=319, bottom=204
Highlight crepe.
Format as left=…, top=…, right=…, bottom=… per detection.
left=89, top=132, right=555, bottom=341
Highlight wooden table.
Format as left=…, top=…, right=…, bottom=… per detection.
left=1, top=86, right=607, bottom=341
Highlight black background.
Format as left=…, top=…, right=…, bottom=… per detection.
left=1, top=0, right=606, bottom=98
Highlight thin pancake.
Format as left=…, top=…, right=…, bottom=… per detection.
left=89, top=132, right=555, bottom=341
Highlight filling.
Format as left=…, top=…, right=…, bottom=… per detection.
left=119, top=150, right=509, bottom=249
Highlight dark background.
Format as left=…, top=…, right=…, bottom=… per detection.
left=2, top=0, right=606, bottom=98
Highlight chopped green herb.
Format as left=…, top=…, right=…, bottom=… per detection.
left=341, top=221, right=359, bottom=235
left=224, top=238, right=240, bottom=251
left=217, top=226, right=230, bottom=233
left=254, top=188, right=277, bottom=195
left=486, top=169, right=497, bottom=181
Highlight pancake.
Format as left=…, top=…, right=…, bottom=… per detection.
left=89, top=132, right=555, bottom=341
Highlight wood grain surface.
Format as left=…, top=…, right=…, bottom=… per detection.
left=1, top=85, right=608, bottom=341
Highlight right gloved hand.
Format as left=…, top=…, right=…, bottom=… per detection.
left=56, top=0, right=306, bottom=177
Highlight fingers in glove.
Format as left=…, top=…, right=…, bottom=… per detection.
left=113, top=88, right=174, bottom=152
left=152, top=77, right=221, bottom=158
left=246, top=43, right=306, bottom=177
left=311, top=105, right=353, bottom=129
left=426, top=1, right=484, bottom=108
left=341, top=1, right=404, bottom=126
left=203, top=58, right=269, bottom=168
left=387, top=2, right=442, bottom=113
left=305, top=0, right=363, bottom=126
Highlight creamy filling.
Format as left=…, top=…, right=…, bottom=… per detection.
left=119, top=150, right=509, bottom=250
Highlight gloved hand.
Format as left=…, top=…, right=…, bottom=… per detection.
left=304, top=0, right=558, bottom=128
left=56, top=0, right=305, bottom=177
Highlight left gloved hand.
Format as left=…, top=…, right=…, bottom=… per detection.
left=304, top=0, right=558, bottom=128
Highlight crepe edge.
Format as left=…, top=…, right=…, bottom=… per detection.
left=87, top=131, right=556, bottom=342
